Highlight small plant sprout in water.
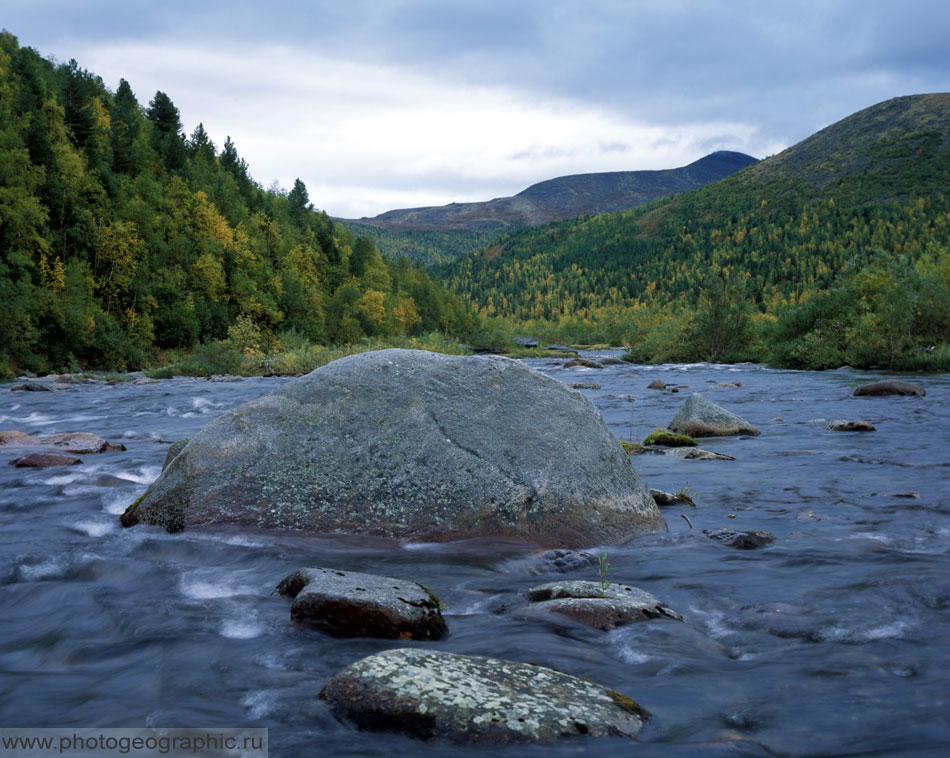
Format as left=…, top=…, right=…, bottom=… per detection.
left=675, top=481, right=697, bottom=507
left=598, top=553, right=612, bottom=598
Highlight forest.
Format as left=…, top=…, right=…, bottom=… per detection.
left=433, top=96, right=950, bottom=370
left=0, top=32, right=473, bottom=376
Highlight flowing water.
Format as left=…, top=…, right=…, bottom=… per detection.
left=1, top=356, right=948, bottom=757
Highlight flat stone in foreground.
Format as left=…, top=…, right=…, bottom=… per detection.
left=524, top=580, right=683, bottom=630
left=319, top=649, right=648, bottom=744
left=276, top=567, right=446, bottom=640
left=669, top=393, right=759, bottom=437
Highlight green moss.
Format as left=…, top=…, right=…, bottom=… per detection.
left=642, top=427, right=697, bottom=447
left=607, top=689, right=651, bottom=721
left=120, top=492, right=146, bottom=527
left=422, top=586, right=447, bottom=610
left=620, top=440, right=644, bottom=455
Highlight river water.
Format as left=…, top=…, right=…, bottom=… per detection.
left=1, top=355, right=947, bottom=757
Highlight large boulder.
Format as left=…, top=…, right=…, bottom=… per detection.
left=121, top=349, right=664, bottom=546
left=854, top=380, right=925, bottom=397
left=668, top=393, right=760, bottom=437
left=319, top=649, right=649, bottom=744
left=276, top=567, right=447, bottom=640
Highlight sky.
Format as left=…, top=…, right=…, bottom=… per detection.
left=4, top=1, right=948, bottom=218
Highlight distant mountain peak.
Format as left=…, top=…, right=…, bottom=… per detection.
left=343, top=151, right=757, bottom=232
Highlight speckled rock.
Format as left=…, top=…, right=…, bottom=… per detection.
left=566, top=382, right=601, bottom=390
left=825, top=420, right=876, bottom=432
left=162, top=438, right=190, bottom=470
left=0, top=430, right=125, bottom=454
left=120, top=349, right=664, bottom=545
left=10, top=381, right=51, bottom=392
left=854, top=380, right=925, bottom=397
left=276, top=567, right=446, bottom=640
left=319, top=648, right=649, bottom=744
left=647, top=379, right=667, bottom=390
left=10, top=452, right=82, bottom=467
left=522, top=580, right=683, bottom=630
left=650, top=488, right=695, bottom=506
left=669, top=393, right=760, bottom=437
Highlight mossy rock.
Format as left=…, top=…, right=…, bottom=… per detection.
left=642, top=428, right=697, bottom=447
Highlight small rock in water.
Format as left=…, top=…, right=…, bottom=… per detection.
left=0, top=431, right=125, bottom=454
left=208, top=374, right=244, bottom=382
left=669, top=393, right=760, bottom=437
left=10, top=452, right=82, bottom=467
left=824, top=420, right=876, bottom=432
left=563, top=358, right=605, bottom=369
left=10, top=381, right=52, bottom=392
left=853, top=380, right=925, bottom=397
left=647, top=380, right=666, bottom=390
left=650, top=489, right=696, bottom=506
left=535, top=549, right=598, bottom=573
left=319, top=648, right=649, bottom=744
left=133, top=377, right=161, bottom=385
left=567, top=382, right=601, bottom=390
left=521, top=580, right=683, bottom=630
left=893, top=491, right=921, bottom=499
left=665, top=447, right=736, bottom=461
left=599, top=357, right=623, bottom=365
left=276, top=567, right=446, bottom=640
left=704, top=529, right=775, bottom=549
left=544, top=344, right=576, bottom=353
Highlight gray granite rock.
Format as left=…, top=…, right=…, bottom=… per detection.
left=319, top=648, right=649, bottom=744
left=647, top=379, right=666, bottom=390
left=563, top=358, right=604, bottom=369
left=276, top=567, right=446, bottom=640
left=121, top=349, right=664, bottom=546
left=669, top=393, right=759, bottom=437
left=705, top=529, right=775, bottom=549
left=523, top=580, right=683, bottom=630
left=162, top=439, right=190, bottom=470
left=664, top=447, right=735, bottom=460
left=567, top=382, right=601, bottom=390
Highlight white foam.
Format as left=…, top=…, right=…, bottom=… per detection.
left=688, top=606, right=733, bottom=638
left=616, top=645, right=652, bottom=664
left=19, top=560, right=64, bottom=580
left=72, top=519, right=115, bottom=537
left=103, top=491, right=136, bottom=515
left=220, top=618, right=266, bottom=639
left=44, top=472, right=86, bottom=485
left=121, top=465, right=162, bottom=485
left=241, top=690, right=277, bottom=719
left=180, top=576, right=255, bottom=600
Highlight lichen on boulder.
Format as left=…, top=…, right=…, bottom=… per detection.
left=319, top=648, right=649, bottom=744
left=121, top=349, right=664, bottom=546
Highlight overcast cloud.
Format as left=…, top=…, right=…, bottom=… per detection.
left=4, top=1, right=948, bottom=217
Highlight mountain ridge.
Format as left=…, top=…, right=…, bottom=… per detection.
left=343, top=150, right=757, bottom=232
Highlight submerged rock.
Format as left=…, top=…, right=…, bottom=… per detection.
left=567, top=382, right=601, bottom=390
left=854, top=380, right=925, bottom=397
left=647, top=379, right=666, bottom=390
left=10, top=452, right=82, bottom=467
left=705, top=529, right=775, bottom=549
left=669, top=393, right=760, bottom=437
left=0, top=430, right=125, bottom=455
left=276, top=567, right=446, bottom=640
left=563, top=358, right=605, bottom=369
left=825, top=420, right=876, bottom=432
left=10, top=381, right=52, bottom=392
left=665, top=447, right=735, bottom=461
left=643, top=428, right=697, bottom=447
left=121, top=349, right=664, bottom=546
left=522, top=580, right=683, bottom=630
left=319, top=648, right=649, bottom=744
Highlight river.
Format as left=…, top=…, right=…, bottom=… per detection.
left=1, top=355, right=947, bottom=757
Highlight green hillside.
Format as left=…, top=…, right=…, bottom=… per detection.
left=0, top=32, right=472, bottom=375
left=434, top=95, right=950, bottom=369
